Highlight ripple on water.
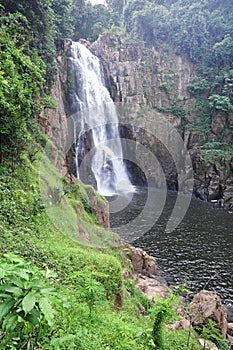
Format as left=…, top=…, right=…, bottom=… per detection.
left=109, top=188, right=233, bottom=320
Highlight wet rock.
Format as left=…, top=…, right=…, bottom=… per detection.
left=169, top=318, right=191, bottom=330
left=39, top=70, right=68, bottom=176
left=122, top=245, right=157, bottom=276
left=189, top=290, right=228, bottom=338
left=90, top=33, right=233, bottom=200
left=91, top=33, right=195, bottom=189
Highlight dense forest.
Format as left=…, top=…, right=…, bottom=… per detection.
left=1, top=0, right=232, bottom=170
left=0, top=0, right=232, bottom=349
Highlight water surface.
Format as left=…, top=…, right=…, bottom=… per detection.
left=110, top=188, right=233, bottom=319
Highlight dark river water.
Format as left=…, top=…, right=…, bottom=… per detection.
left=109, top=187, right=233, bottom=320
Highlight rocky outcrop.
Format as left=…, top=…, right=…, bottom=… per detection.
left=227, top=323, right=233, bottom=349
left=91, top=33, right=233, bottom=204
left=86, top=185, right=110, bottom=230
left=120, top=245, right=231, bottom=346
left=90, top=34, right=194, bottom=189
left=192, top=151, right=233, bottom=208
left=39, top=40, right=72, bottom=176
left=188, top=290, right=228, bottom=338
left=121, top=245, right=169, bottom=301
left=91, top=34, right=195, bottom=109
left=122, top=245, right=157, bottom=276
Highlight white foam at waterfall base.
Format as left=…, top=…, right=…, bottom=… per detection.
left=69, top=41, right=134, bottom=196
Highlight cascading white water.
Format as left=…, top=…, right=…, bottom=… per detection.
left=68, top=41, right=133, bottom=196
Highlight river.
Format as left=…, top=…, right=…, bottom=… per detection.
left=109, top=187, right=233, bottom=320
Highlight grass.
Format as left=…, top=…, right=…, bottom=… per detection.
left=0, top=152, right=204, bottom=349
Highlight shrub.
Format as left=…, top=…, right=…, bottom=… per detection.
left=0, top=253, right=63, bottom=349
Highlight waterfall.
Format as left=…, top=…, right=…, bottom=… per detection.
left=68, top=41, right=132, bottom=196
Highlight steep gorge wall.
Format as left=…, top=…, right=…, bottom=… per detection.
left=38, top=43, right=70, bottom=176
left=38, top=40, right=111, bottom=229
left=91, top=33, right=233, bottom=206
left=40, top=35, right=233, bottom=208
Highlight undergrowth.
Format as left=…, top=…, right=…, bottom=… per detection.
left=0, top=153, right=212, bottom=349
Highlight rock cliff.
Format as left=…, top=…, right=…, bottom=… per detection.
left=91, top=33, right=233, bottom=207
left=38, top=40, right=71, bottom=176
left=41, top=34, right=233, bottom=208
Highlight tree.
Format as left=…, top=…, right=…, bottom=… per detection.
left=72, top=2, right=118, bottom=42
left=106, top=0, right=125, bottom=15
left=0, top=10, right=45, bottom=168
left=1, top=0, right=56, bottom=88
left=52, top=0, right=74, bottom=49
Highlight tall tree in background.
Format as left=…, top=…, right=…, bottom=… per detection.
left=52, top=0, right=74, bottom=49
left=72, top=1, right=118, bottom=41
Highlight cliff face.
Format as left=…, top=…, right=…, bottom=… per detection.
left=91, top=33, right=233, bottom=206
left=91, top=34, right=195, bottom=110
left=38, top=40, right=111, bottom=229
left=41, top=34, right=233, bottom=208
left=38, top=42, right=70, bottom=176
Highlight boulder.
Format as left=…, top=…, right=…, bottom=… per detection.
left=228, top=323, right=233, bottom=336
left=122, top=245, right=168, bottom=301
left=227, top=334, right=233, bottom=350
left=189, top=290, right=228, bottom=338
left=122, top=245, right=157, bottom=276
left=136, top=276, right=169, bottom=301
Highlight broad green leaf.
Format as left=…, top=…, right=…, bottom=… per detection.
left=15, top=270, right=31, bottom=281
left=2, top=313, right=18, bottom=331
left=47, top=294, right=64, bottom=308
left=29, top=278, right=44, bottom=289
left=10, top=276, right=24, bottom=289
left=0, top=293, right=10, bottom=299
left=3, top=253, right=25, bottom=264
left=0, top=267, right=5, bottom=279
left=0, top=285, right=22, bottom=295
left=40, top=288, right=57, bottom=295
left=39, top=297, right=54, bottom=327
left=22, top=292, right=36, bottom=314
left=0, top=300, right=14, bottom=321
left=25, top=309, right=40, bottom=326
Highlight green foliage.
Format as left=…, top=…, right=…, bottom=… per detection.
left=208, top=94, right=233, bottom=113
left=195, top=319, right=229, bottom=350
left=124, top=279, right=153, bottom=313
left=52, top=0, right=74, bottom=47
left=122, top=0, right=233, bottom=66
left=0, top=253, right=63, bottom=349
left=72, top=2, right=119, bottom=42
left=106, top=0, right=125, bottom=15
left=120, top=0, right=233, bottom=127
left=0, top=10, right=45, bottom=169
left=0, top=155, right=203, bottom=350
left=72, top=270, right=107, bottom=316
left=163, top=328, right=202, bottom=350
left=1, top=0, right=57, bottom=88
left=151, top=294, right=179, bottom=350
left=195, top=141, right=232, bottom=164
